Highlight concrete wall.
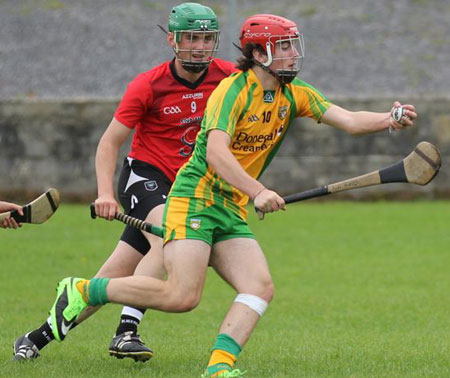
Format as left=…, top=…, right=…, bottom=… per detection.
left=0, top=98, right=448, bottom=202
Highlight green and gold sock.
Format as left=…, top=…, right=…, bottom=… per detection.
left=76, top=279, right=90, bottom=303
left=76, top=277, right=110, bottom=306
left=206, top=333, right=242, bottom=376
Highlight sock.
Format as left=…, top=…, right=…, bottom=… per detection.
left=76, top=278, right=110, bottom=306
left=76, top=279, right=90, bottom=303
left=115, top=306, right=146, bottom=335
left=27, top=317, right=55, bottom=350
left=206, top=333, right=242, bottom=376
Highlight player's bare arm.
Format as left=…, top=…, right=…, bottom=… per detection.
left=206, top=129, right=285, bottom=213
left=95, top=118, right=132, bottom=220
left=321, top=102, right=417, bottom=135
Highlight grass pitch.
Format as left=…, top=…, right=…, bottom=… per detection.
left=1, top=201, right=449, bottom=378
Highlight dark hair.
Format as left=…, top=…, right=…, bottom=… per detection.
left=236, top=43, right=266, bottom=71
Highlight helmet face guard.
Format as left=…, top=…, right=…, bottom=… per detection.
left=240, top=14, right=305, bottom=83
left=168, top=3, right=220, bottom=73
left=267, top=36, right=304, bottom=83
left=172, top=29, right=220, bottom=73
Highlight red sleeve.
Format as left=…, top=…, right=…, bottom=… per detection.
left=114, top=73, right=153, bottom=129
left=213, top=58, right=238, bottom=76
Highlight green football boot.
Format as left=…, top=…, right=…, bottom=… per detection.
left=49, top=277, right=88, bottom=341
left=201, top=367, right=246, bottom=377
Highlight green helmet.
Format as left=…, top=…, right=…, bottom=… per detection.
left=168, top=2, right=219, bottom=39
left=168, top=3, right=220, bottom=73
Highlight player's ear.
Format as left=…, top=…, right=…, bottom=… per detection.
left=252, top=48, right=268, bottom=65
left=167, top=32, right=176, bottom=48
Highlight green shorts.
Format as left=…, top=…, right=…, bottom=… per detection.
left=162, top=196, right=255, bottom=246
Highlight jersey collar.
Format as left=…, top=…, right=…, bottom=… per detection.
left=170, top=59, right=209, bottom=90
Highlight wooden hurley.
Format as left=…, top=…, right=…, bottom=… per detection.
left=283, top=141, right=442, bottom=204
left=0, top=188, right=60, bottom=224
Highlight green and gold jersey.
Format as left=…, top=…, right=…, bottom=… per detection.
left=169, top=68, right=332, bottom=219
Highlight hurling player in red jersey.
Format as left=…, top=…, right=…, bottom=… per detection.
left=13, top=3, right=235, bottom=362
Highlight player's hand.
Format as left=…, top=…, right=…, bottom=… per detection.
left=0, top=202, right=23, bottom=229
left=389, top=101, right=417, bottom=132
left=254, top=188, right=286, bottom=220
left=94, top=195, right=119, bottom=221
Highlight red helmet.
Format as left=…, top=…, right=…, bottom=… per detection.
left=240, top=14, right=300, bottom=55
left=239, top=14, right=304, bottom=83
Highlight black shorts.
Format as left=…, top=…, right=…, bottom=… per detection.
left=117, top=157, right=172, bottom=255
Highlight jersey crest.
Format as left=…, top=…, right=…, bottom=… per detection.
left=278, top=106, right=288, bottom=120
left=263, top=90, right=274, bottom=103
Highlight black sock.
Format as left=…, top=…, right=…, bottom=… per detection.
left=27, top=320, right=54, bottom=350
left=115, top=309, right=146, bottom=335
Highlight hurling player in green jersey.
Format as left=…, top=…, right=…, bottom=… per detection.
left=46, top=14, right=416, bottom=378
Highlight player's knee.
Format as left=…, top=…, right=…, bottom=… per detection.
left=163, top=284, right=201, bottom=312
left=238, top=276, right=274, bottom=304
left=169, top=291, right=201, bottom=312
left=233, top=277, right=274, bottom=317
left=251, top=275, right=274, bottom=303
left=259, top=278, right=275, bottom=303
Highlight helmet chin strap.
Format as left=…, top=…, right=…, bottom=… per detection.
left=274, top=69, right=299, bottom=84
left=254, top=60, right=298, bottom=84
left=256, top=42, right=298, bottom=84
left=173, top=45, right=210, bottom=74
left=173, top=37, right=213, bottom=74
left=180, top=60, right=209, bottom=73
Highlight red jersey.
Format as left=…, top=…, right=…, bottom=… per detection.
left=114, top=58, right=236, bottom=182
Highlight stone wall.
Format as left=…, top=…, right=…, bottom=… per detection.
left=0, top=99, right=116, bottom=201
left=0, top=98, right=448, bottom=202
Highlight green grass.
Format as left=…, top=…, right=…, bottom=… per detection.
left=1, top=202, right=449, bottom=377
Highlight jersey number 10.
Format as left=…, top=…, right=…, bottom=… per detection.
left=262, top=111, right=272, bottom=123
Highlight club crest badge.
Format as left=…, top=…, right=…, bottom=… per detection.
left=144, top=180, right=158, bottom=191
left=190, top=218, right=202, bottom=230
left=278, top=106, right=288, bottom=120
